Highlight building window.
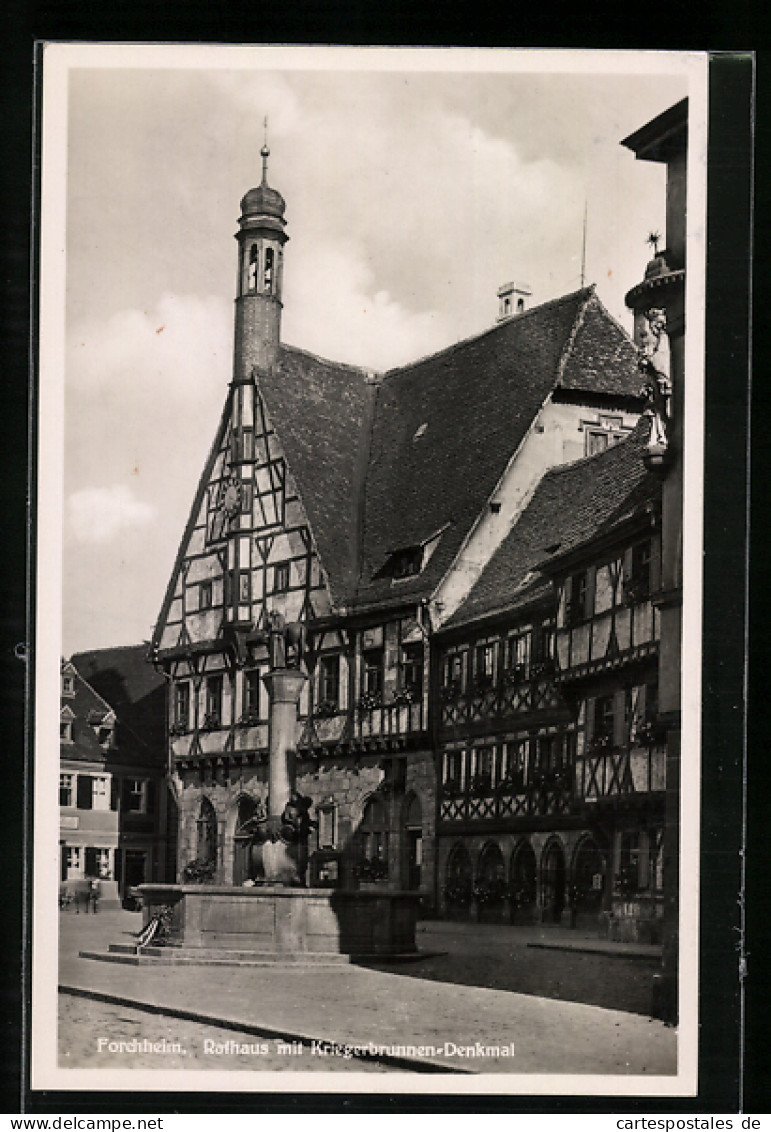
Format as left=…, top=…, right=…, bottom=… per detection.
left=626, top=539, right=653, bottom=602
left=362, top=648, right=384, bottom=699
left=247, top=244, right=258, bottom=291
left=196, top=798, right=217, bottom=864
left=471, top=746, right=494, bottom=793
left=318, top=655, right=340, bottom=709
left=473, top=640, right=497, bottom=688
left=123, top=778, right=150, bottom=814
left=59, top=773, right=74, bottom=807
left=244, top=669, right=262, bottom=720
left=61, top=672, right=75, bottom=698
left=238, top=571, right=251, bottom=603
left=442, top=749, right=465, bottom=793
left=64, top=846, right=82, bottom=876
left=357, top=797, right=389, bottom=877
left=264, top=247, right=274, bottom=294
left=585, top=428, right=625, bottom=457
left=174, top=682, right=190, bottom=729
left=593, top=694, right=615, bottom=748
left=95, top=848, right=112, bottom=879
left=273, top=562, right=291, bottom=593
left=389, top=547, right=422, bottom=581
left=200, top=580, right=213, bottom=610
left=565, top=572, right=587, bottom=627
left=442, top=652, right=464, bottom=692
left=205, top=674, right=223, bottom=727
left=60, top=719, right=73, bottom=743
left=502, top=740, right=529, bottom=788
left=317, top=804, right=336, bottom=850
left=400, top=643, right=423, bottom=698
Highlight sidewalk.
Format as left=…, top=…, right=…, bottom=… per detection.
left=59, top=909, right=676, bottom=1077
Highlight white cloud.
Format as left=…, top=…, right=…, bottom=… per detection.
left=68, top=484, right=157, bottom=544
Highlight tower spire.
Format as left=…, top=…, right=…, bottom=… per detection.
left=261, top=116, right=270, bottom=185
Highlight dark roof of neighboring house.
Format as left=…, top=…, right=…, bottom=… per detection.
left=443, top=418, right=658, bottom=630
left=70, top=644, right=166, bottom=763
left=347, top=288, right=641, bottom=608
left=260, top=345, right=377, bottom=605
left=61, top=661, right=117, bottom=764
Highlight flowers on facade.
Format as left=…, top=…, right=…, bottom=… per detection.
left=391, top=686, right=418, bottom=707
left=529, top=657, right=556, bottom=680
left=472, top=877, right=508, bottom=906
left=182, top=858, right=216, bottom=884
left=239, top=709, right=262, bottom=726
left=441, top=779, right=463, bottom=798
left=200, top=713, right=221, bottom=731
left=313, top=699, right=340, bottom=719
left=443, top=879, right=472, bottom=906
left=589, top=732, right=614, bottom=754
left=169, top=721, right=188, bottom=737
left=357, top=690, right=383, bottom=712
left=623, top=576, right=650, bottom=606
left=469, top=772, right=493, bottom=797
left=355, top=856, right=389, bottom=882
left=495, top=771, right=525, bottom=794
left=632, top=718, right=667, bottom=747
left=441, top=680, right=463, bottom=703
left=504, top=663, right=527, bottom=686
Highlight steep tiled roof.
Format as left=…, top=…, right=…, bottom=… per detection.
left=70, top=644, right=165, bottom=762
left=558, top=298, right=641, bottom=396
left=348, top=288, right=641, bottom=608
left=259, top=345, right=377, bottom=604
left=444, top=419, right=658, bottom=629
left=61, top=662, right=117, bottom=764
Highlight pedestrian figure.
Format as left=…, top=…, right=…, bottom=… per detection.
left=88, top=877, right=100, bottom=913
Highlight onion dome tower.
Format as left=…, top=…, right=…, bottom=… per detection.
left=233, top=133, right=288, bottom=381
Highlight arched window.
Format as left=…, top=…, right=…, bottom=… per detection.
left=196, top=797, right=217, bottom=864
left=264, top=247, right=274, bottom=294
left=572, top=835, right=605, bottom=912
left=247, top=245, right=258, bottom=292
left=357, top=796, right=389, bottom=866
left=445, top=842, right=472, bottom=907
left=510, top=840, right=537, bottom=905
left=233, top=795, right=259, bottom=885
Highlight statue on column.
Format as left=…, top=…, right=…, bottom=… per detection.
left=234, top=611, right=314, bottom=886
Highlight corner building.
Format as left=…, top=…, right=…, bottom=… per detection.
left=151, top=148, right=646, bottom=911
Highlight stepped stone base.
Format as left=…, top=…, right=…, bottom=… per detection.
left=81, top=883, right=421, bottom=966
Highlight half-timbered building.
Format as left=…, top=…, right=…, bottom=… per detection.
left=150, top=146, right=647, bottom=910
left=434, top=422, right=665, bottom=939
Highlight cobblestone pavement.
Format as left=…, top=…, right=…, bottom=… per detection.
left=59, top=993, right=397, bottom=1072
left=372, top=921, right=660, bottom=1016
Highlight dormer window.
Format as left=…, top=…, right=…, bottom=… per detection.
left=62, top=672, right=75, bottom=698
left=390, top=547, right=423, bottom=581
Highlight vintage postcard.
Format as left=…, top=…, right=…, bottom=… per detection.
left=32, top=45, right=709, bottom=1097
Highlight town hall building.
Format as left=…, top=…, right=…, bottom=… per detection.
left=147, top=138, right=669, bottom=939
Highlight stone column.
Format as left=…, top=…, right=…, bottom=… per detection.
left=262, top=668, right=306, bottom=817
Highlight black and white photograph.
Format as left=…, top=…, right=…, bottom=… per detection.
left=33, top=45, right=709, bottom=1096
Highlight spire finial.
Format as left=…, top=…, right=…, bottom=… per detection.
left=260, top=116, right=270, bottom=184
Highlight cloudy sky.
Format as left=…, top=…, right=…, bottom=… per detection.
left=47, top=47, right=696, bottom=657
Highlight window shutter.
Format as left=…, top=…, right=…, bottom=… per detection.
left=76, top=775, right=93, bottom=810
left=585, top=567, right=596, bottom=620
left=145, top=780, right=155, bottom=816
left=111, top=778, right=120, bottom=811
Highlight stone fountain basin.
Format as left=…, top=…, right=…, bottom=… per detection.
left=132, top=883, right=420, bottom=959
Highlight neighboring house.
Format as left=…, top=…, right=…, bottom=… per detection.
left=435, top=422, right=665, bottom=941
left=150, top=147, right=647, bottom=911
left=61, top=646, right=171, bottom=905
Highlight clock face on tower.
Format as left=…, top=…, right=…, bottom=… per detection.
left=218, top=476, right=242, bottom=519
